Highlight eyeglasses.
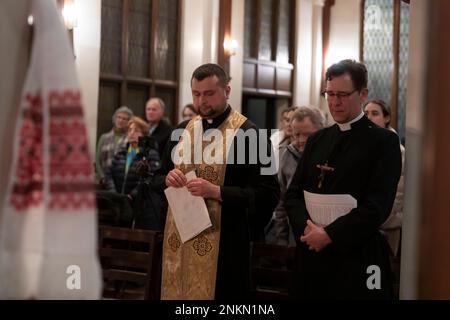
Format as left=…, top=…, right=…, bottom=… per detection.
left=321, top=89, right=359, bottom=101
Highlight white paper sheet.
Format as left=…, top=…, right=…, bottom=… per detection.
left=303, top=190, right=357, bottom=227
left=164, top=171, right=212, bottom=243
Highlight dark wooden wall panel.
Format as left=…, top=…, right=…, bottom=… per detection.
left=98, top=0, right=181, bottom=141
left=243, top=62, right=256, bottom=88
left=276, top=68, right=292, bottom=92
left=126, top=84, right=149, bottom=119
left=257, top=65, right=275, bottom=90
left=242, top=0, right=294, bottom=99
left=97, top=83, right=120, bottom=138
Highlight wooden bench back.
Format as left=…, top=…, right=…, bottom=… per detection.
left=249, top=242, right=296, bottom=300
left=99, top=226, right=163, bottom=300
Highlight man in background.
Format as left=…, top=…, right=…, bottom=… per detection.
left=145, top=97, right=173, bottom=156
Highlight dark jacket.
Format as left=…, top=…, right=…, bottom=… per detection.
left=285, top=116, right=402, bottom=299
left=104, top=144, right=164, bottom=230
left=149, top=119, right=173, bottom=157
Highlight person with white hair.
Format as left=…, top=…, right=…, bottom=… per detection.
left=265, top=106, right=325, bottom=247
left=145, top=97, right=173, bottom=156
left=95, top=106, right=134, bottom=182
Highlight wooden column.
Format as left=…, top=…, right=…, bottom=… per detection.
left=359, top=0, right=365, bottom=62
left=218, top=0, right=232, bottom=75
left=121, top=0, right=129, bottom=105
left=418, top=0, right=450, bottom=299
left=321, top=0, right=335, bottom=89
left=390, top=0, right=401, bottom=130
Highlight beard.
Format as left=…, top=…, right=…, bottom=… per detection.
left=198, top=103, right=227, bottom=119
left=198, top=105, right=214, bottom=118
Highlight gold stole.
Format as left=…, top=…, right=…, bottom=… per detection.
left=161, top=110, right=247, bottom=300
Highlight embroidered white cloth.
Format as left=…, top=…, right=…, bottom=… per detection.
left=0, top=0, right=101, bottom=299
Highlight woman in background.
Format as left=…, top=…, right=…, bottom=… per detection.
left=265, top=106, right=325, bottom=247
left=96, top=106, right=134, bottom=183
left=181, top=103, right=198, bottom=122
left=104, top=116, right=163, bottom=230
left=364, top=99, right=405, bottom=258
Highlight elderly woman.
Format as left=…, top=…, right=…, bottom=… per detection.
left=104, top=116, right=162, bottom=230
left=265, top=106, right=325, bottom=247
left=364, top=99, right=405, bottom=257
left=96, top=106, right=134, bottom=183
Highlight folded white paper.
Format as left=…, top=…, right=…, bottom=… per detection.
left=303, top=191, right=357, bottom=227
left=164, top=171, right=212, bottom=243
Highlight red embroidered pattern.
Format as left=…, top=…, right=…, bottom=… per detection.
left=48, top=90, right=95, bottom=210
left=10, top=94, right=44, bottom=210
left=10, top=90, right=95, bottom=211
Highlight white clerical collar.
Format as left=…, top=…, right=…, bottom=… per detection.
left=206, top=119, right=213, bottom=124
left=336, top=111, right=364, bottom=131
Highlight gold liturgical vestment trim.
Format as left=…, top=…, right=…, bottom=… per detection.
left=161, top=110, right=247, bottom=300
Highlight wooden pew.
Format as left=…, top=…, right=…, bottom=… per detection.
left=249, top=242, right=296, bottom=300
left=99, top=226, right=163, bottom=300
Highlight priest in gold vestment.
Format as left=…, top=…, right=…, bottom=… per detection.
left=156, top=64, right=279, bottom=299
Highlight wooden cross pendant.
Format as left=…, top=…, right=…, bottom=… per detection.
left=316, top=161, right=335, bottom=189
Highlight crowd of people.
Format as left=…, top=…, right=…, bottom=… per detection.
left=95, top=61, right=405, bottom=300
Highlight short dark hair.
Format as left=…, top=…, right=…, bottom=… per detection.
left=363, top=99, right=391, bottom=127
left=191, top=63, right=231, bottom=87
left=325, top=59, right=368, bottom=92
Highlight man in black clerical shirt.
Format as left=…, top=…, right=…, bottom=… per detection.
left=285, top=59, right=402, bottom=299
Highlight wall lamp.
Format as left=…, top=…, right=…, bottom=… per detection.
left=60, top=0, right=78, bottom=30
left=223, top=38, right=238, bottom=57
